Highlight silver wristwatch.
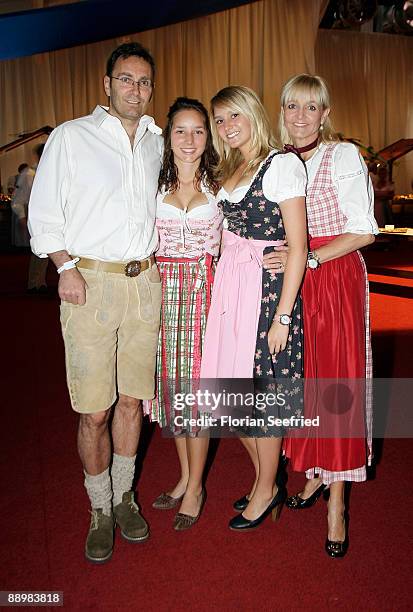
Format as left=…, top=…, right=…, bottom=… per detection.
left=277, top=314, right=292, bottom=326
left=307, top=250, right=321, bottom=270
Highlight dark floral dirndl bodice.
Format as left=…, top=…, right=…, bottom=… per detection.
left=219, top=151, right=303, bottom=432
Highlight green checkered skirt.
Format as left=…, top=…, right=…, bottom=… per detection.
left=146, top=254, right=215, bottom=433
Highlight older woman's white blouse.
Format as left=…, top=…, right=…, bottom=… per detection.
left=305, top=142, right=378, bottom=235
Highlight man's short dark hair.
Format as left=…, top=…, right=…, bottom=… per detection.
left=18, top=163, right=28, bottom=173
left=106, top=43, right=155, bottom=81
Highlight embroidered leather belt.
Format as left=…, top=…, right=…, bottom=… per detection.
left=75, top=255, right=155, bottom=277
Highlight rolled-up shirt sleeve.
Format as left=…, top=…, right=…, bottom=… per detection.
left=334, top=143, right=379, bottom=235
left=263, top=152, right=307, bottom=203
left=28, top=126, right=72, bottom=257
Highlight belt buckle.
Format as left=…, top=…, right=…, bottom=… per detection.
left=124, top=260, right=141, bottom=277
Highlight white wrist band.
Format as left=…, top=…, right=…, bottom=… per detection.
left=57, top=257, right=80, bottom=274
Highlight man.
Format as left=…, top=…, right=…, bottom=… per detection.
left=28, top=43, right=162, bottom=563
left=371, top=163, right=395, bottom=227
left=12, top=146, right=49, bottom=292
left=11, top=161, right=33, bottom=248
left=8, top=163, right=28, bottom=196
left=9, top=162, right=29, bottom=249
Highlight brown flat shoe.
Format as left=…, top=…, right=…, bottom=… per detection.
left=85, top=509, right=114, bottom=563
left=152, top=492, right=184, bottom=510
left=113, top=491, right=149, bottom=542
left=173, top=489, right=206, bottom=531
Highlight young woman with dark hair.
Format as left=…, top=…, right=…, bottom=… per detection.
left=145, top=97, right=222, bottom=530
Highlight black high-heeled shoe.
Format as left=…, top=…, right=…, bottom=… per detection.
left=325, top=513, right=348, bottom=557
left=286, top=483, right=326, bottom=510
left=229, top=486, right=287, bottom=531
left=325, top=537, right=349, bottom=558
left=233, top=494, right=249, bottom=512
left=233, top=456, right=288, bottom=512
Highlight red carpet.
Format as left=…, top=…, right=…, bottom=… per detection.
left=0, top=252, right=412, bottom=610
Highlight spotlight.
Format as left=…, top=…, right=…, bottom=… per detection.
left=383, top=1, right=413, bottom=33
left=338, top=0, right=378, bottom=26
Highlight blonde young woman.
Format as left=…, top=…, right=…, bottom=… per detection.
left=277, top=74, right=378, bottom=557
left=200, top=86, right=307, bottom=530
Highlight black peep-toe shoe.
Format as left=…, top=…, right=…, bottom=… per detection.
left=286, top=483, right=327, bottom=510
left=325, top=513, right=349, bottom=558
left=325, top=536, right=349, bottom=558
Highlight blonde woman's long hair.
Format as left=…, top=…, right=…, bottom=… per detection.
left=210, top=86, right=279, bottom=183
left=279, top=74, right=339, bottom=146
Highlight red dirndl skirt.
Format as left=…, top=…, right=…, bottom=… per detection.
left=284, top=236, right=368, bottom=472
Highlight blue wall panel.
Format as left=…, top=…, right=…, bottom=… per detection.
left=0, top=0, right=256, bottom=60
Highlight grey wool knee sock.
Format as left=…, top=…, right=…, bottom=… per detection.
left=84, top=467, right=113, bottom=516
left=111, top=454, right=136, bottom=507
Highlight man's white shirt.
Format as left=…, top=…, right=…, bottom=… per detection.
left=28, top=105, right=163, bottom=262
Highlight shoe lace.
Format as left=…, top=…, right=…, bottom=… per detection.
left=129, top=500, right=139, bottom=513
left=89, top=509, right=100, bottom=530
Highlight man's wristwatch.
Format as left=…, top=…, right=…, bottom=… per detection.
left=276, top=313, right=292, bottom=326
left=307, top=250, right=321, bottom=270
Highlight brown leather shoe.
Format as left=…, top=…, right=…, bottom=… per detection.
left=85, top=509, right=114, bottom=564
left=152, top=492, right=184, bottom=510
left=113, top=491, right=149, bottom=542
left=173, top=489, right=206, bottom=531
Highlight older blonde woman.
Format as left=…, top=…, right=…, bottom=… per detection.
left=278, top=74, right=378, bottom=557
left=201, top=86, right=307, bottom=530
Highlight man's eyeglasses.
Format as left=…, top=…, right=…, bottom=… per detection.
left=111, top=76, right=153, bottom=90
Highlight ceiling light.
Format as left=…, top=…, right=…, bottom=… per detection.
left=383, top=1, right=413, bottom=33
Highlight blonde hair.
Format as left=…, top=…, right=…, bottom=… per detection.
left=210, top=86, right=279, bottom=183
left=278, top=74, right=338, bottom=146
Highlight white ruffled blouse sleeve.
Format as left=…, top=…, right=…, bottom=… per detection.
left=333, top=143, right=379, bottom=235
left=262, top=151, right=307, bottom=203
